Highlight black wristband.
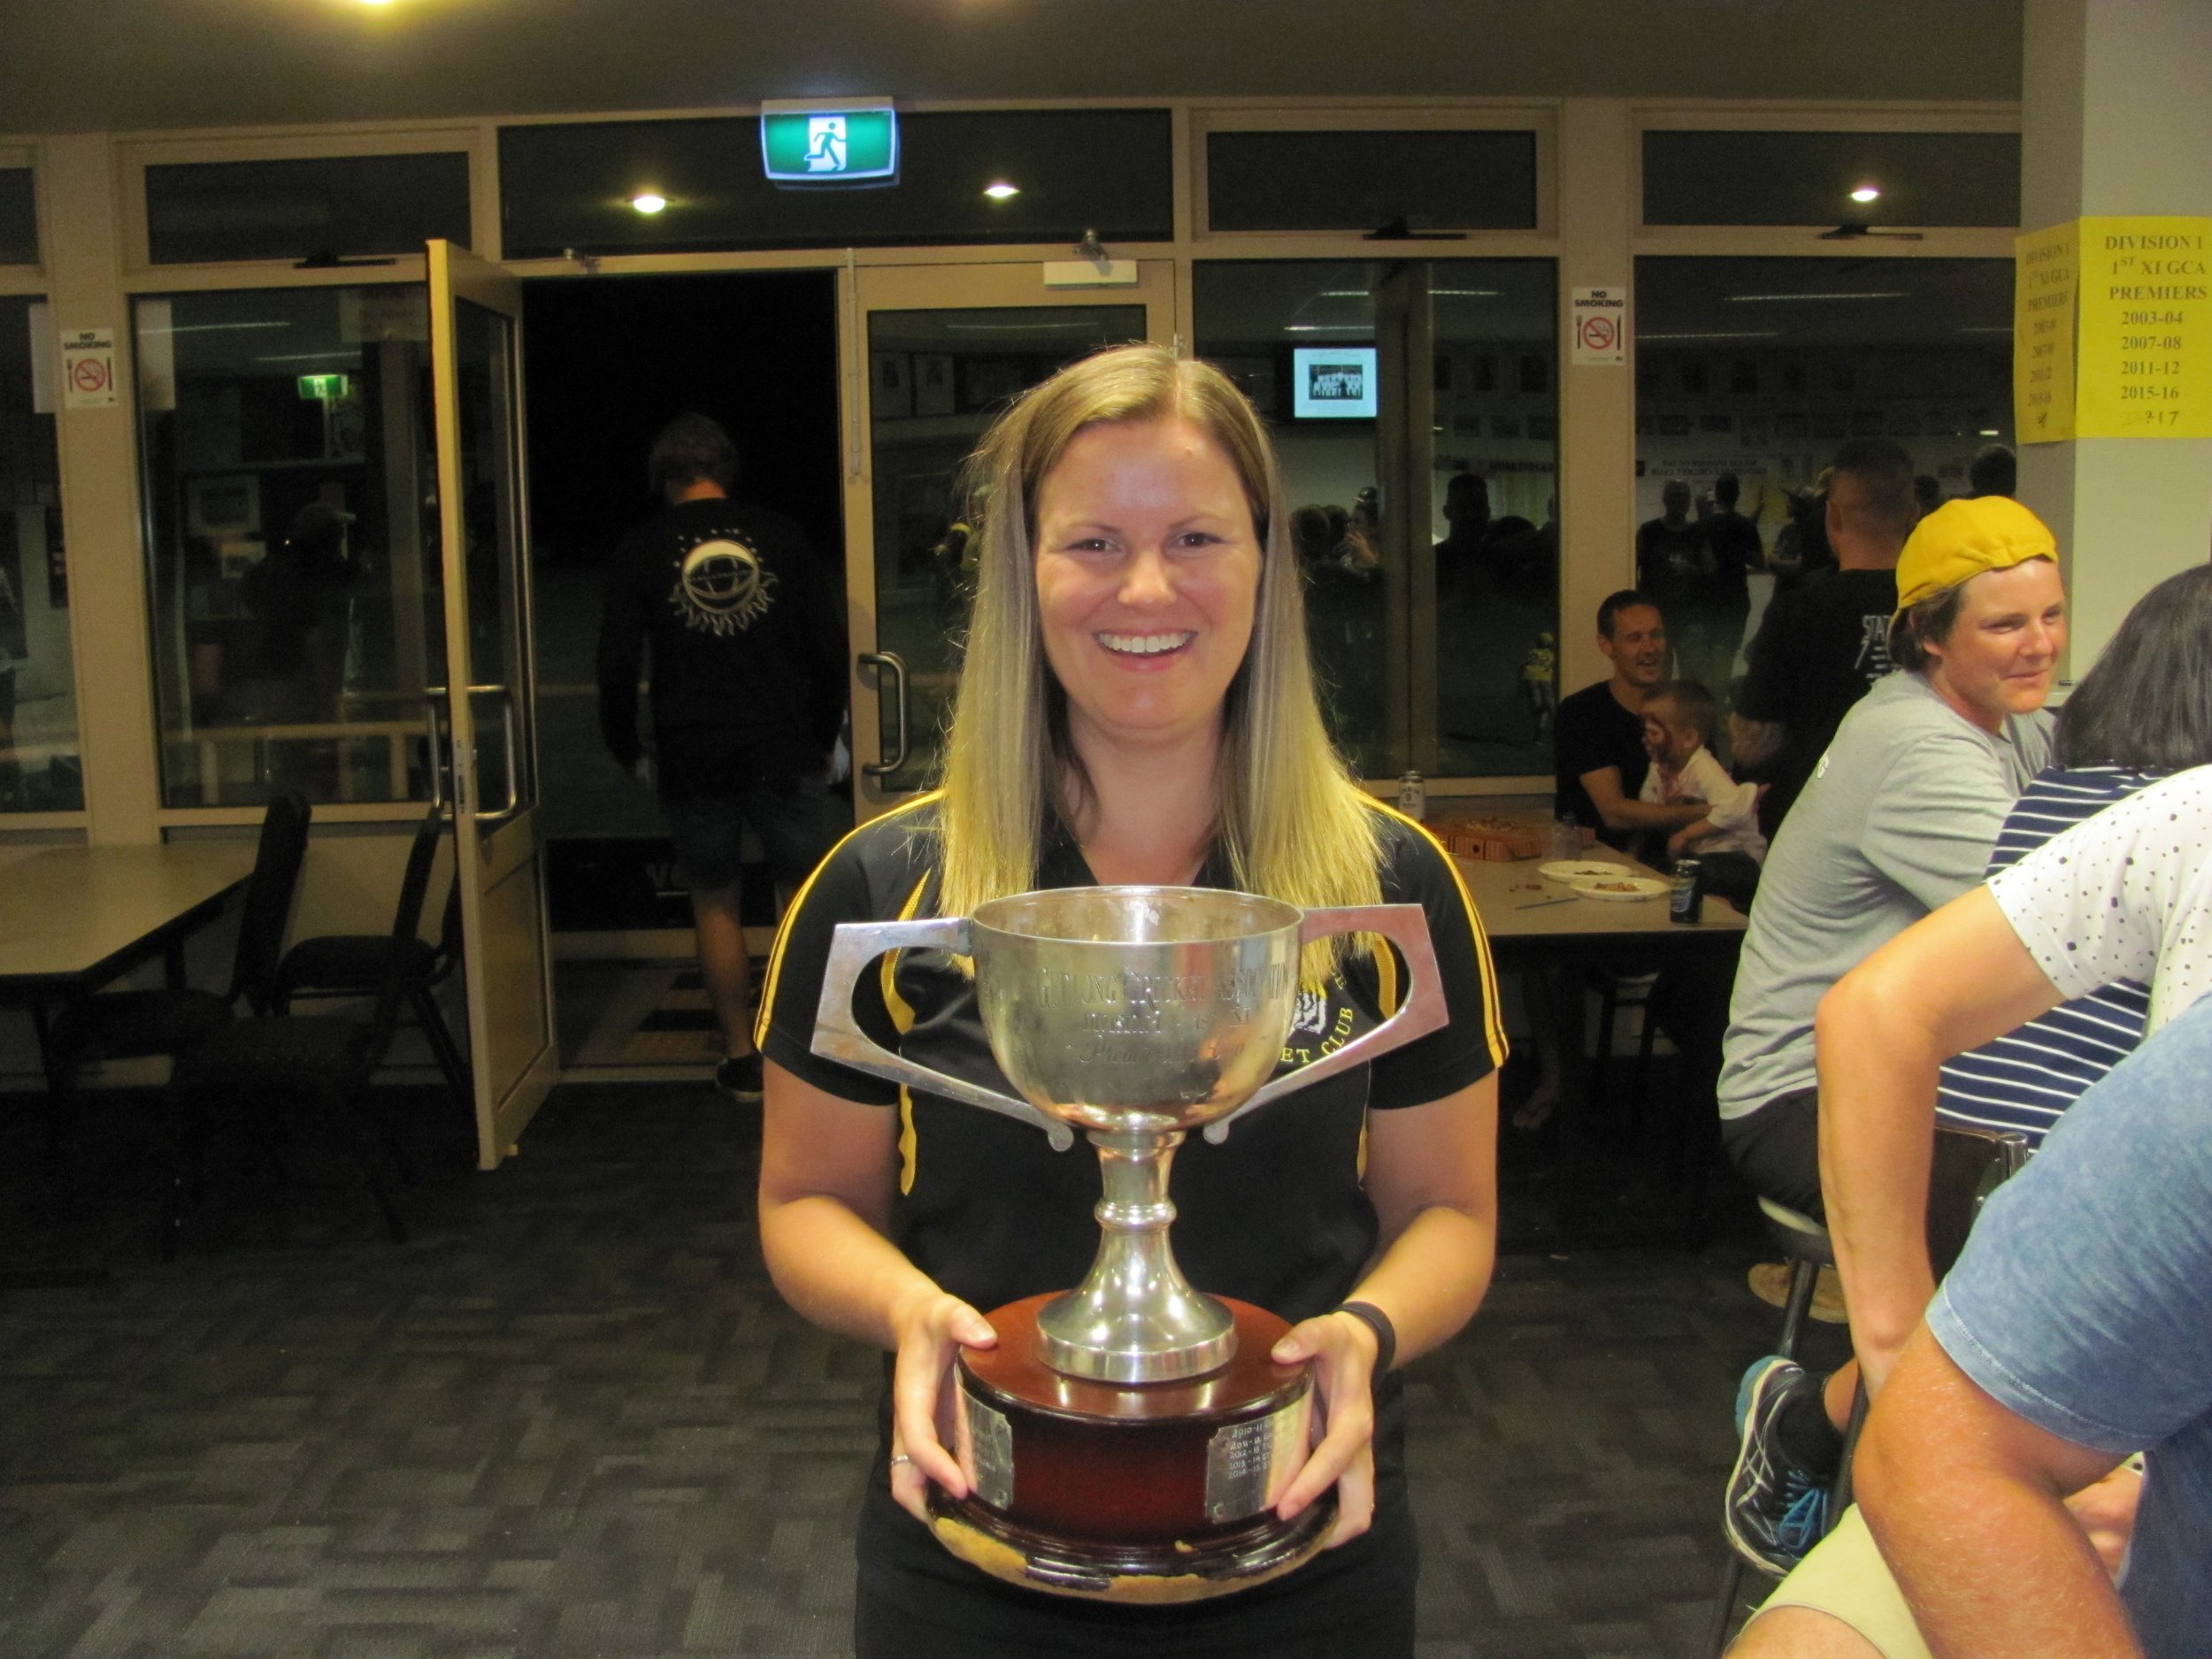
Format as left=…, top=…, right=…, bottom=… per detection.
left=1333, top=1300, right=1396, bottom=1384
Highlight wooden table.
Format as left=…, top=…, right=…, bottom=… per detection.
left=1458, top=849, right=1747, bottom=941
left=0, top=842, right=256, bottom=1286
left=1, top=843, right=258, bottom=1059
left=1455, top=845, right=1746, bottom=1246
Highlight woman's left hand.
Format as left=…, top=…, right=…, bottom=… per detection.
left=1268, top=1310, right=1380, bottom=1547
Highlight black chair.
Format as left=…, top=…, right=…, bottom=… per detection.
left=47, top=792, right=312, bottom=1095
left=270, top=804, right=469, bottom=1106
left=163, top=865, right=426, bottom=1258
left=1706, top=1122, right=2032, bottom=1653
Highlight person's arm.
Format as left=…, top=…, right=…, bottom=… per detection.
left=1856, top=1325, right=2137, bottom=1659
left=1579, top=764, right=1709, bottom=834
left=595, top=548, right=648, bottom=772
left=757, top=1064, right=996, bottom=1524
left=1267, top=1073, right=1498, bottom=1544
left=1815, top=887, right=2062, bottom=1393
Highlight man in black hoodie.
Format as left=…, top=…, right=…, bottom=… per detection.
left=597, top=414, right=846, bottom=1101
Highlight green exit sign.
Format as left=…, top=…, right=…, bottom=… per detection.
left=759, top=98, right=899, bottom=188
left=296, top=373, right=350, bottom=401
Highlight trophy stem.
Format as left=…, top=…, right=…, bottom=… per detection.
left=1034, top=1128, right=1237, bottom=1384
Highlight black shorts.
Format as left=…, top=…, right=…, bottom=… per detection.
left=1720, top=1086, right=1824, bottom=1221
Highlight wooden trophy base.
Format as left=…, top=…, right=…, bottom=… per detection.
left=928, top=1293, right=1333, bottom=1603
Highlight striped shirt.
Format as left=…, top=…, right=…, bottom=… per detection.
left=1936, top=766, right=2162, bottom=1145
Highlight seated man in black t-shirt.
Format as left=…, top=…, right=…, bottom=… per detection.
left=1553, top=590, right=1714, bottom=851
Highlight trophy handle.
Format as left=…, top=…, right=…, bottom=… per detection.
left=1202, top=902, right=1448, bottom=1143
left=811, top=917, right=1078, bottom=1152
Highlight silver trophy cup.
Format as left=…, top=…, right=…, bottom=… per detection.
left=812, top=887, right=1447, bottom=1384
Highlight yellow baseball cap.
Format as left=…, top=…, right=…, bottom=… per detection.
left=1894, top=496, right=2059, bottom=612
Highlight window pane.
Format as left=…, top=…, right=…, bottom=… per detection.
left=1195, top=259, right=1557, bottom=782
left=144, top=154, right=472, bottom=265
left=135, top=286, right=445, bottom=808
left=1643, top=131, right=2020, bottom=227
left=0, top=170, right=36, bottom=265
left=1632, top=255, right=2014, bottom=716
left=499, top=110, right=1173, bottom=258
left=1, top=297, right=81, bottom=810
left=1207, top=130, right=1538, bottom=233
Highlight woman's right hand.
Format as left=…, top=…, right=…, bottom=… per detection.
left=887, top=1289, right=999, bottom=1525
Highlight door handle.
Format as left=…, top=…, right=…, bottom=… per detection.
left=858, top=651, right=909, bottom=778
left=472, top=684, right=524, bottom=826
left=422, top=690, right=449, bottom=810
left=424, top=684, right=521, bottom=822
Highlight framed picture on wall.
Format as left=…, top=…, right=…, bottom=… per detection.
left=871, top=352, right=913, bottom=419
left=913, top=353, right=955, bottom=417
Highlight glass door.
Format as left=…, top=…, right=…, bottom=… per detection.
left=425, top=240, right=558, bottom=1166
left=841, top=262, right=1178, bottom=816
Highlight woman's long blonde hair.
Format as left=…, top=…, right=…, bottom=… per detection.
left=933, top=343, right=1382, bottom=974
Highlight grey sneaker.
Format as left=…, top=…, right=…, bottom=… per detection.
left=715, top=1053, right=764, bottom=1103
left=1724, top=1356, right=1832, bottom=1574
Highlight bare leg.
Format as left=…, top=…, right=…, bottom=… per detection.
left=1729, top=1606, right=1887, bottom=1658
left=689, top=883, right=755, bottom=1060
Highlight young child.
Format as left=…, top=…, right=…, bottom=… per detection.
left=1639, top=680, right=1765, bottom=909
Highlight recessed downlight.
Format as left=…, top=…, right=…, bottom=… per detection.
left=1849, top=185, right=1882, bottom=204
left=630, top=192, right=667, bottom=214
left=983, top=180, right=1020, bottom=200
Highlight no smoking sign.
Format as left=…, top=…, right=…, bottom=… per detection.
left=1571, top=287, right=1628, bottom=366
left=60, top=326, right=119, bottom=409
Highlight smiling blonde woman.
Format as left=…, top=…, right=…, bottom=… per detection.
left=753, top=343, right=1506, bottom=1658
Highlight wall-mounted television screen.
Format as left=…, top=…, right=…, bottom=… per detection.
left=1292, top=346, right=1378, bottom=419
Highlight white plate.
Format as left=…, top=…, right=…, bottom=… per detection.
left=1540, top=860, right=1627, bottom=883
left=1569, top=874, right=1670, bottom=901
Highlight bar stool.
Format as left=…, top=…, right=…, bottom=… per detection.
left=1755, top=1197, right=1834, bottom=1363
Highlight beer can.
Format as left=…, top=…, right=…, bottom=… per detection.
left=1398, top=772, right=1426, bottom=820
left=1669, top=857, right=1702, bottom=925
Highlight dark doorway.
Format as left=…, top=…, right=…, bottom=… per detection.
left=520, top=270, right=843, bottom=1071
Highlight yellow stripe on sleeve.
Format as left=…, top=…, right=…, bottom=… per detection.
left=1366, top=801, right=1511, bottom=1068
left=885, top=872, right=933, bottom=1196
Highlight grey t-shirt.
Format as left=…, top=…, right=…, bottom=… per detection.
left=1718, top=671, right=2053, bottom=1118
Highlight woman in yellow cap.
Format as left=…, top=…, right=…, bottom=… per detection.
left=1713, top=493, right=2067, bottom=1576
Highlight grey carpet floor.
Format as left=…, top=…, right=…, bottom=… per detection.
left=0, top=1081, right=1823, bottom=1658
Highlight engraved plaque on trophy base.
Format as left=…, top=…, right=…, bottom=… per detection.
left=928, top=1294, right=1334, bottom=1602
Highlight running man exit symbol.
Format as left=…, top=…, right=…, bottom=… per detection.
left=806, top=117, right=848, bottom=173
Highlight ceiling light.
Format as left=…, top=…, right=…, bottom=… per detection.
left=983, top=181, right=1019, bottom=200
left=1432, top=288, right=1499, bottom=297
left=1978, top=428, right=2001, bottom=437
left=1285, top=325, right=1375, bottom=334
left=1638, top=331, right=1782, bottom=342
left=630, top=192, right=667, bottom=214
left=1726, top=292, right=1907, bottom=303
left=1850, top=185, right=1882, bottom=203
